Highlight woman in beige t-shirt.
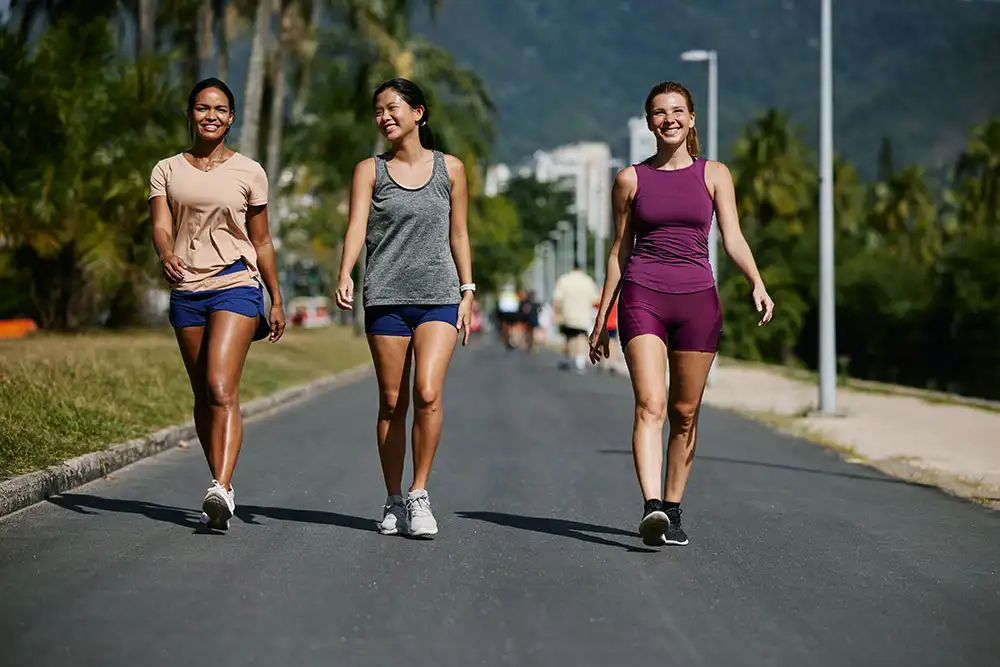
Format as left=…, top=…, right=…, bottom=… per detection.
left=149, top=78, right=285, bottom=531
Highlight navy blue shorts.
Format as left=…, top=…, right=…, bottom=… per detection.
left=365, top=304, right=459, bottom=336
left=169, top=260, right=270, bottom=342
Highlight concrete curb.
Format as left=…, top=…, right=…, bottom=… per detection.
left=0, top=362, right=373, bottom=519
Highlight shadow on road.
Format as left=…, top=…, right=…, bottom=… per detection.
left=48, top=494, right=374, bottom=533
left=235, top=505, right=374, bottom=532
left=597, top=449, right=936, bottom=488
left=455, top=511, right=657, bottom=553
left=48, top=493, right=202, bottom=528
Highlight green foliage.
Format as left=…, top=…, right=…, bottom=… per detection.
left=0, top=17, right=183, bottom=329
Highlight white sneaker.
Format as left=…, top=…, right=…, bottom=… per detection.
left=201, top=480, right=235, bottom=530
left=377, top=495, right=406, bottom=535
left=405, top=490, right=438, bottom=538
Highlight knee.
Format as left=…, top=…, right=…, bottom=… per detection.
left=378, top=389, right=409, bottom=421
left=413, top=383, right=441, bottom=412
left=205, top=375, right=239, bottom=409
left=635, top=396, right=667, bottom=425
left=668, top=401, right=699, bottom=434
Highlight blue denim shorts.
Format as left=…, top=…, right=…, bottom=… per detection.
left=365, top=304, right=459, bottom=336
left=169, top=260, right=270, bottom=341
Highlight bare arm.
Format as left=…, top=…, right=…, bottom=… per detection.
left=710, top=160, right=773, bottom=324
left=593, top=166, right=638, bottom=331
left=247, top=204, right=282, bottom=305
left=709, top=161, right=762, bottom=287
left=150, top=196, right=185, bottom=284
left=445, top=154, right=474, bottom=287
left=339, top=158, right=376, bottom=283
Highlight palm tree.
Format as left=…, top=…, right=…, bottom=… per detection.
left=953, top=116, right=1000, bottom=230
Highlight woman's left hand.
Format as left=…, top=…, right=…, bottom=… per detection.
left=752, top=283, right=774, bottom=326
left=269, top=303, right=286, bottom=342
left=457, top=293, right=473, bottom=346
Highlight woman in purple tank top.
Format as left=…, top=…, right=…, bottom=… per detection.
left=589, top=81, right=774, bottom=548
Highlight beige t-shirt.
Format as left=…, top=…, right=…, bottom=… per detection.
left=148, top=152, right=268, bottom=292
left=554, top=269, right=600, bottom=331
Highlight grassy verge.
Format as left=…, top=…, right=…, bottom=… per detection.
left=0, top=326, right=371, bottom=479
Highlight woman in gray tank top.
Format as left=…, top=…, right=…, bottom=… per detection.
left=335, top=78, right=475, bottom=539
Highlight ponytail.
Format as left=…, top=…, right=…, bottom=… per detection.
left=687, top=125, right=701, bottom=158
left=418, top=121, right=436, bottom=150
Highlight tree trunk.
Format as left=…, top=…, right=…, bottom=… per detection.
left=138, top=0, right=156, bottom=56
left=239, top=0, right=272, bottom=159
left=265, top=0, right=291, bottom=189
left=219, top=0, right=236, bottom=82
left=197, top=0, right=215, bottom=79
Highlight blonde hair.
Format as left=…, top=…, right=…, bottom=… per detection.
left=644, top=81, right=700, bottom=157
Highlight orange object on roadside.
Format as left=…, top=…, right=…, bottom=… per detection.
left=0, top=318, right=39, bottom=339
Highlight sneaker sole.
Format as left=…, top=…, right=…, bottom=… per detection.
left=203, top=494, right=233, bottom=531
left=407, top=525, right=438, bottom=539
left=664, top=536, right=689, bottom=546
left=377, top=524, right=400, bottom=535
left=638, top=511, right=669, bottom=546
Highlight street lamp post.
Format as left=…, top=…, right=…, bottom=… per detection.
left=681, top=48, right=719, bottom=383
left=680, top=49, right=719, bottom=283
left=818, top=0, right=838, bottom=415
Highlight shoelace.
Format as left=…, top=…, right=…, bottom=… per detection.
left=407, top=496, right=432, bottom=517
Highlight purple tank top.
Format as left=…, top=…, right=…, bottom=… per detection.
left=622, top=158, right=715, bottom=294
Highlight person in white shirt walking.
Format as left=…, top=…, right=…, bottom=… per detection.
left=553, top=261, right=600, bottom=372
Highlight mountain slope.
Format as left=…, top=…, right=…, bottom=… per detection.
left=412, top=0, right=1000, bottom=177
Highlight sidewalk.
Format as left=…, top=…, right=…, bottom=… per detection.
left=593, top=352, right=1000, bottom=507
left=702, top=361, right=1000, bottom=508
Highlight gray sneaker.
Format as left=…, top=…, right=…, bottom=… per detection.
left=377, top=494, right=406, bottom=535
left=405, top=490, right=438, bottom=538
left=201, top=480, right=235, bottom=531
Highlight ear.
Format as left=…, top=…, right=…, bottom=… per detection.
left=414, top=105, right=426, bottom=124
left=689, top=112, right=696, bottom=128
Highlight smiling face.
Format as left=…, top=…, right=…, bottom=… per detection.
left=646, top=91, right=695, bottom=150
left=189, top=87, right=233, bottom=143
left=374, top=88, right=424, bottom=144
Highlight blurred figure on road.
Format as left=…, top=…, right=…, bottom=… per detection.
left=518, top=289, right=541, bottom=352
left=589, top=81, right=774, bottom=548
left=495, top=283, right=520, bottom=349
left=554, top=261, right=600, bottom=373
left=336, top=77, right=475, bottom=539
left=149, top=78, right=286, bottom=532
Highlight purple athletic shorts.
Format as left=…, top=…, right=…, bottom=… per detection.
left=618, top=280, right=722, bottom=352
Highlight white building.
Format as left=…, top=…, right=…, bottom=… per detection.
left=484, top=162, right=512, bottom=196
left=628, top=116, right=657, bottom=166
left=528, top=142, right=613, bottom=242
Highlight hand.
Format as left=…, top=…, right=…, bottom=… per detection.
left=456, top=293, right=473, bottom=346
left=335, top=275, right=354, bottom=310
left=159, top=252, right=186, bottom=285
left=268, top=303, right=286, bottom=342
left=753, top=282, right=775, bottom=326
left=588, top=322, right=610, bottom=365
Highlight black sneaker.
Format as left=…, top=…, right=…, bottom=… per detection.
left=664, top=507, right=689, bottom=546
left=638, top=499, right=669, bottom=546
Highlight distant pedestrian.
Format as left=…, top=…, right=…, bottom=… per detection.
left=149, top=77, right=285, bottom=531
left=554, top=261, right=600, bottom=373
left=335, top=78, right=475, bottom=539
left=589, top=81, right=774, bottom=547
left=518, top=289, right=541, bottom=352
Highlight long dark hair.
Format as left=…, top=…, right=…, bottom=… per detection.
left=187, top=77, right=236, bottom=140
left=372, top=77, right=436, bottom=150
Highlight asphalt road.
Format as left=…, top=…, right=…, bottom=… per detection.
left=2, top=340, right=998, bottom=666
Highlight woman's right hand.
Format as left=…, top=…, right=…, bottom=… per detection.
left=335, top=275, right=355, bottom=310
left=589, top=321, right=610, bottom=365
left=159, top=252, right=186, bottom=286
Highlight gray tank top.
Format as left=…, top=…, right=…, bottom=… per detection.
left=363, top=150, right=460, bottom=308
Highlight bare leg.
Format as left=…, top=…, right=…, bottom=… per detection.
left=367, top=335, right=413, bottom=496
left=624, top=334, right=668, bottom=500
left=663, top=350, right=715, bottom=502
left=203, top=311, right=257, bottom=488
left=409, top=322, right=458, bottom=491
left=174, top=326, right=212, bottom=470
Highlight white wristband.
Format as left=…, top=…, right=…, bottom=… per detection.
left=460, top=283, right=476, bottom=293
